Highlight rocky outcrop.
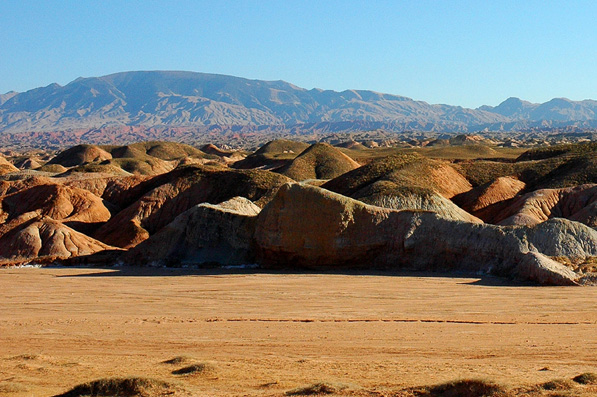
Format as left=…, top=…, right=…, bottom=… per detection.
left=495, top=184, right=597, bottom=227
left=254, top=183, right=583, bottom=285
left=521, top=218, right=597, bottom=259
left=127, top=197, right=260, bottom=266
left=354, top=185, right=482, bottom=223
left=0, top=156, right=18, bottom=175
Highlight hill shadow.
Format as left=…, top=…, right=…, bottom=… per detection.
left=52, top=265, right=531, bottom=287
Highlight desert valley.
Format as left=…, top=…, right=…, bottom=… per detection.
left=0, top=59, right=595, bottom=396
left=0, top=124, right=596, bottom=395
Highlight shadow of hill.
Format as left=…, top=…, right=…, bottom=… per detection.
left=53, top=265, right=532, bottom=287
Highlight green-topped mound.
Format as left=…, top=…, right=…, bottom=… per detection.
left=531, top=154, right=597, bottom=189
left=48, top=144, right=112, bottom=167
left=276, top=143, right=360, bottom=181
left=454, top=157, right=568, bottom=188
left=456, top=149, right=597, bottom=191
left=104, top=140, right=210, bottom=161
left=99, top=157, right=174, bottom=175
left=334, top=140, right=368, bottom=150
left=254, top=139, right=310, bottom=157
left=59, top=163, right=132, bottom=176
left=13, top=156, right=42, bottom=170
left=516, top=141, right=597, bottom=161
left=47, top=141, right=218, bottom=176
left=36, top=163, right=68, bottom=173
left=321, top=153, right=477, bottom=222
left=323, top=153, right=472, bottom=199
left=233, top=139, right=310, bottom=169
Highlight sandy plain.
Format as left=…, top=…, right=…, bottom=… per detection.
left=0, top=267, right=596, bottom=396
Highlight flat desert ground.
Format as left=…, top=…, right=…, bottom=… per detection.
left=1, top=267, right=596, bottom=396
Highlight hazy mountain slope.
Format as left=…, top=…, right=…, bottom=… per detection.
left=0, top=71, right=509, bottom=133
left=2, top=71, right=597, bottom=136
left=479, top=97, right=597, bottom=122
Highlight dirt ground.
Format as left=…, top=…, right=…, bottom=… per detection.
left=1, top=267, right=596, bottom=396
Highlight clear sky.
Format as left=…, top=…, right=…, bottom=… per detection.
left=1, top=1, right=596, bottom=108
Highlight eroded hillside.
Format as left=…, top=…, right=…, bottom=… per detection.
left=0, top=139, right=596, bottom=285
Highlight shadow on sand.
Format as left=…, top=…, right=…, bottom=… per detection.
left=52, top=265, right=533, bottom=287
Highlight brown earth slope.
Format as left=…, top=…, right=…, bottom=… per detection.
left=94, top=165, right=292, bottom=248
left=48, top=144, right=113, bottom=167
left=0, top=155, right=18, bottom=175
left=492, top=184, right=597, bottom=227
left=0, top=217, right=115, bottom=264
left=0, top=183, right=111, bottom=232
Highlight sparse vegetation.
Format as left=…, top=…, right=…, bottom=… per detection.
left=285, top=382, right=345, bottom=395
left=161, top=355, right=195, bottom=365
left=53, top=377, right=176, bottom=397
left=540, top=379, right=576, bottom=391
left=36, top=163, right=69, bottom=173
left=234, top=139, right=310, bottom=169
left=414, top=378, right=507, bottom=397
left=573, top=372, right=597, bottom=385
left=516, top=142, right=597, bottom=161
left=171, top=362, right=214, bottom=375
left=10, top=353, right=43, bottom=360
left=550, top=256, right=597, bottom=274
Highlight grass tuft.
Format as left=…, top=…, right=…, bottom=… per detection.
left=540, top=378, right=576, bottom=391
left=572, top=372, right=597, bottom=385
left=171, top=362, right=214, bottom=375
left=53, top=376, right=174, bottom=397
left=417, top=378, right=507, bottom=397
left=161, top=355, right=194, bottom=365
left=284, top=382, right=342, bottom=395
left=10, top=353, right=42, bottom=360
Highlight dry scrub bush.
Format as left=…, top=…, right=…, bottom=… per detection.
left=53, top=377, right=174, bottom=397
left=572, top=372, right=597, bottom=385
left=285, top=382, right=343, bottom=395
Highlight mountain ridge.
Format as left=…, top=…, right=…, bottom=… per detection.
left=2, top=71, right=597, bottom=136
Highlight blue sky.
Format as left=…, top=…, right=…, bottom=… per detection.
left=1, top=1, right=595, bottom=108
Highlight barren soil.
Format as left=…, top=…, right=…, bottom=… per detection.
left=1, top=267, right=596, bottom=396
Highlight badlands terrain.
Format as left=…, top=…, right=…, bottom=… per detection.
left=0, top=137, right=595, bottom=284
left=0, top=136, right=596, bottom=395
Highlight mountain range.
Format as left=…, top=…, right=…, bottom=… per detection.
left=2, top=70, right=597, bottom=135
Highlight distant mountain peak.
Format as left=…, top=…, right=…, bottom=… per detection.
left=1, top=71, right=597, bottom=136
